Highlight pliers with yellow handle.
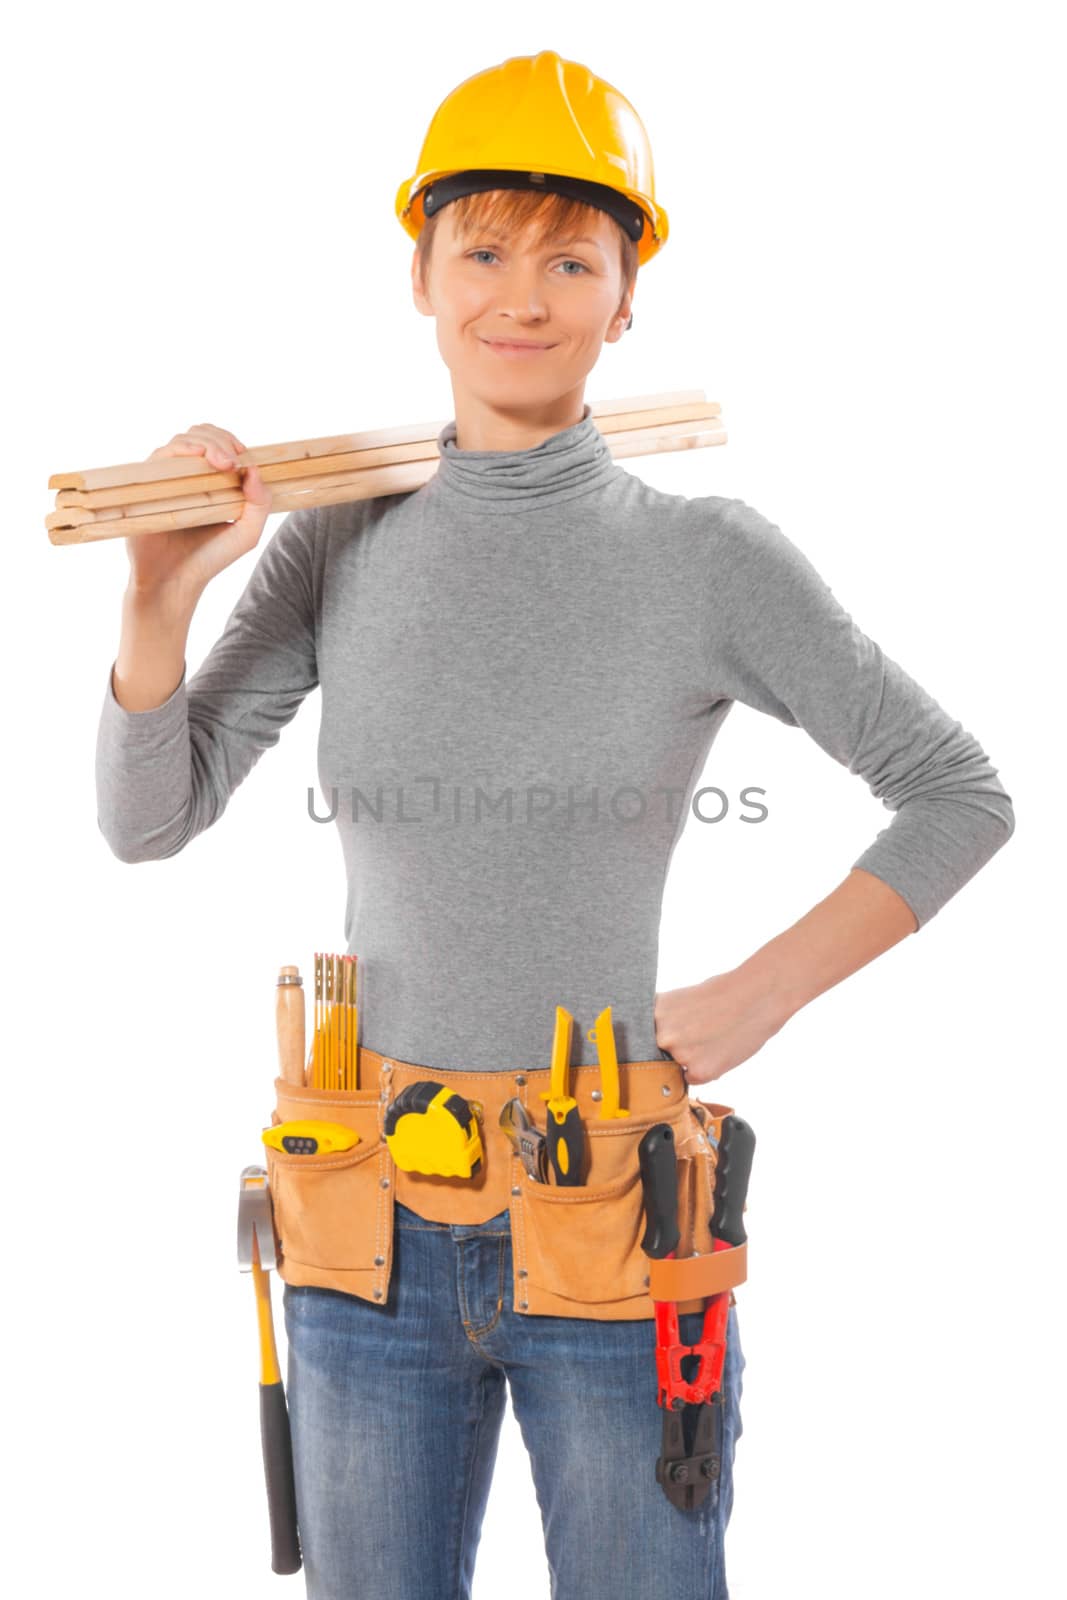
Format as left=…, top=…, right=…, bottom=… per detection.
left=540, top=1006, right=584, bottom=1185
left=540, top=1004, right=631, bottom=1185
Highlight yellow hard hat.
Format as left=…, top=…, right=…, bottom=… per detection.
left=395, top=50, right=669, bottom=270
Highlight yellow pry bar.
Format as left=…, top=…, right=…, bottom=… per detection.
left=588, top=1005, right=631, bottom=1120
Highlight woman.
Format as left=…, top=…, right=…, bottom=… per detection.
left=95, top=52, right=1014, bottom=1600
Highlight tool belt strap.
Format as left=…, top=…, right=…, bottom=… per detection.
left=647, top=1239, right=747, bottom=1302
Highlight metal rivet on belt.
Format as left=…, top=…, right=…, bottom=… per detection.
left=380, top=1176, right=391, bottom=1189
left=373, top=1288, right=383, bottom=1300
left=661, top=1084, right=672, bottom=1096
left=591, top=1088, right=602, bottom=1102
left=643, top=1275, right=650, bottom=1286
left=518, top=1267, right=528, bottom=1278
left=374, top=1255, right=385, bottom=1267
left=511, top=1185, right=521, bottom=1196
left=514, top=1073, right=526, bottom=1086
left=520, top=1300, right=528, bottom=1311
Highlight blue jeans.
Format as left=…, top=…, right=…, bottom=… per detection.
left=282, top=1198, right=746, bottom=1599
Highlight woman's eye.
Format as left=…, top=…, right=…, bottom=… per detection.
left=468, top=250, right=588, bottom=274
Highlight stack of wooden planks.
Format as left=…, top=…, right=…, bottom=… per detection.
left=46, top=390, right=725, bottom=546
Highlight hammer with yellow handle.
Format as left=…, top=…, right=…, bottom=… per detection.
left=236, top=1166, right=301, bottom=1575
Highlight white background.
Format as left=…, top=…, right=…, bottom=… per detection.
left=5, top=3, right=1061, bottom=1596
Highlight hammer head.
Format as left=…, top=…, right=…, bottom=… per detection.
left=237, top=1163, right=278, bottom=1271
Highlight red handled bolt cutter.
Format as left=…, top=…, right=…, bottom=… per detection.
left=638, top=1113, right=756, bottom=1511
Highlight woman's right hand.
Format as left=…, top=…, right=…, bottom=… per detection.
left=124, top=422, right=274, bottom=605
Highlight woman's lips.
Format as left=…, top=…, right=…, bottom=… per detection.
left=481, top=339, right=556, bottom=357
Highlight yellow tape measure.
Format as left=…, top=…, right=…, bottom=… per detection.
left=384, top=1081, right=484, bottom=1177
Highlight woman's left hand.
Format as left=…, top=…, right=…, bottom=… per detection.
left=653, top=967, right=792, bottom=1085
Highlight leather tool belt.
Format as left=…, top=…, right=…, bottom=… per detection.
left=264, top=1046, right=749, bottom=1321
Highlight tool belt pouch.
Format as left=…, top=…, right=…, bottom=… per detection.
left=264, top=1078, right=395, bottom=1306
left=509, top=1075, right=747, bottom=1321
left=264, top=1050, right=747, bottom=1321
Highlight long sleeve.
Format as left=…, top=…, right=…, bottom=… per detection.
left=705, top=497, right=1015, bottom=928
left=95, top=505, right=320, bottom=862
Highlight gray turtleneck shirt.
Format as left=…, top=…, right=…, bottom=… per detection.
left=95, top=405, right=1015, bottom=1071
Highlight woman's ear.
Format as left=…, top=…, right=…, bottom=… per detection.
left=411, top=252, right=433, bottom=317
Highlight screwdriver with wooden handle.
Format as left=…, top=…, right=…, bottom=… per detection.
left=276, top=966, right=306, bottom=1085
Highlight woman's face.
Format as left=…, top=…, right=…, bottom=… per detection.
left=411, top=202, right=633, bottom=432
